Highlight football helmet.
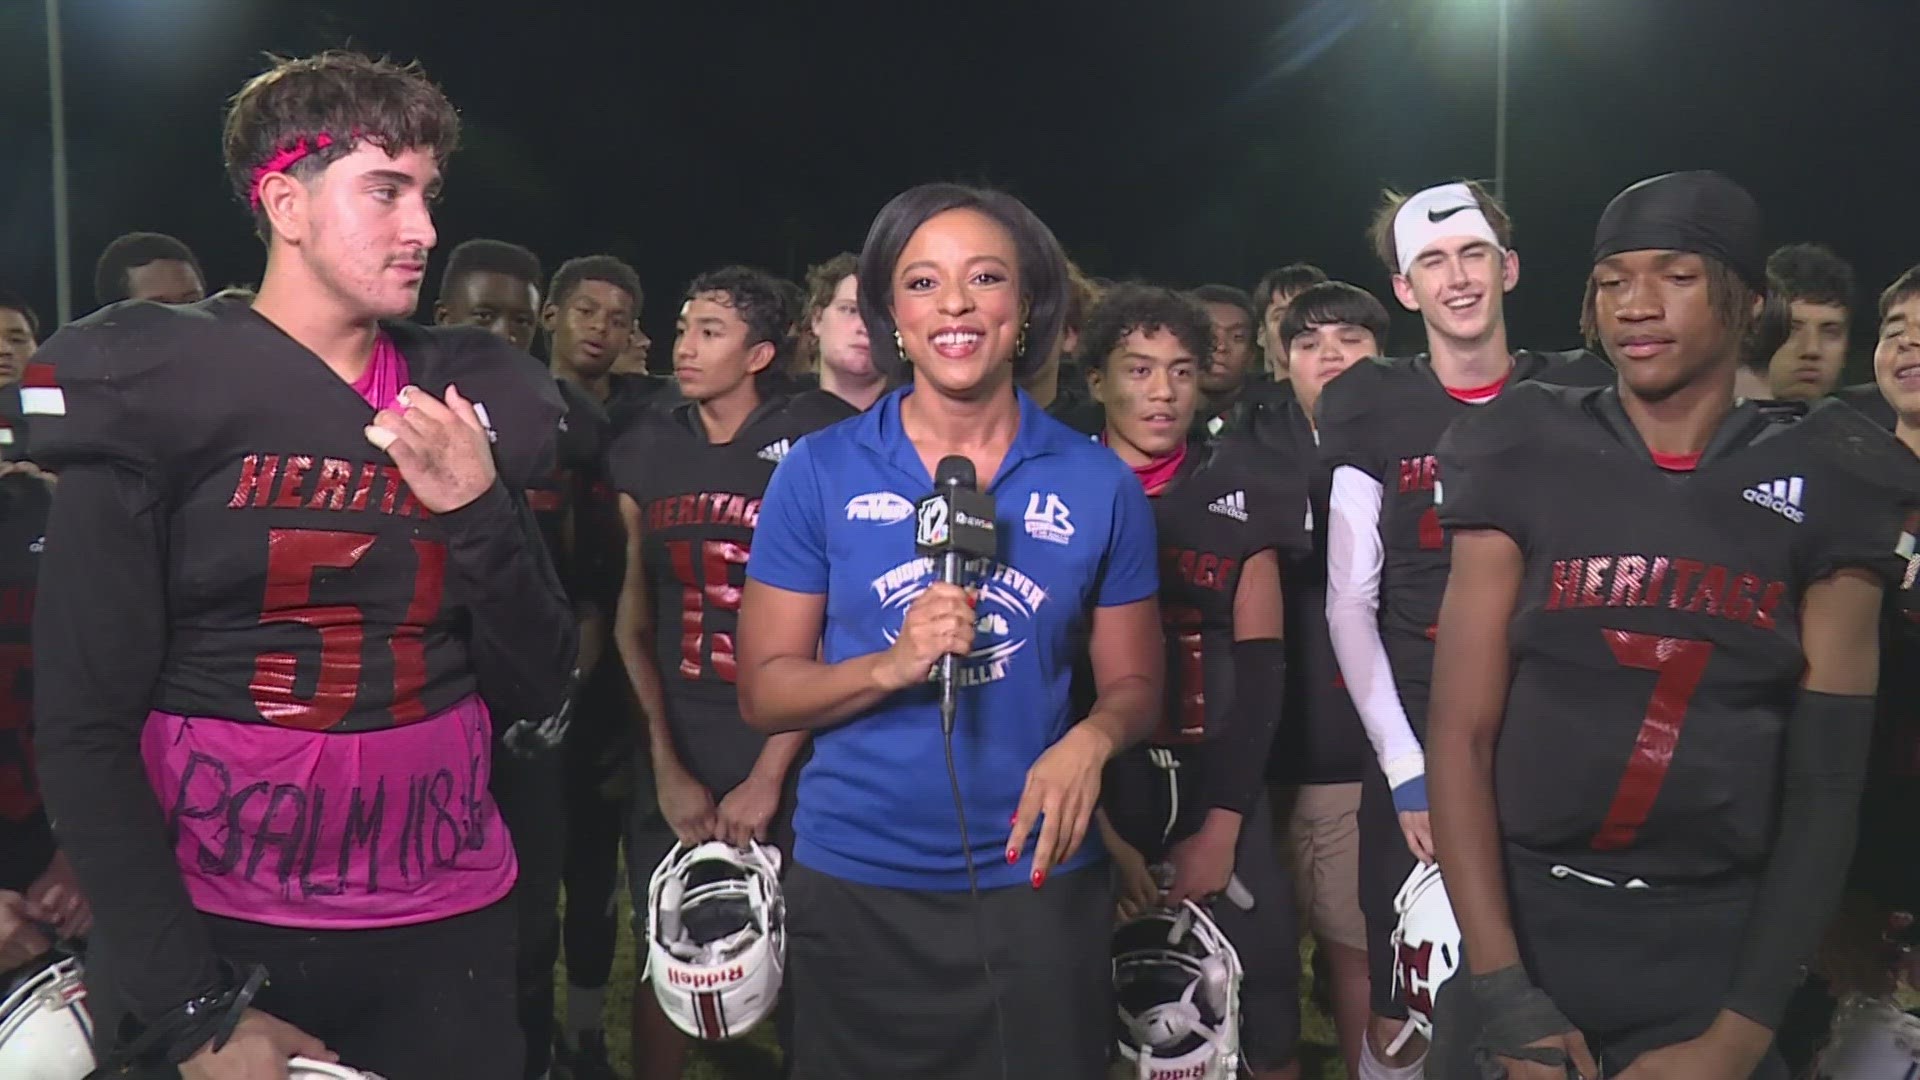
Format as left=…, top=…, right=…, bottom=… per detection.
left=1112, top=901, right=1242, bottom=1080
left=0, top=955, right=91, bottom=1079
left=1387, top=860, right=1462, bottom=1055
left=644, top=840, right=786, bottom=1041
left=0, top=954, right=380, bottom=1080
left=1812, top=995, right=1920, bottom=1079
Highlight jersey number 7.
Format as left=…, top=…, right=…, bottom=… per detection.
left=1591, top=629, right=1714, bottom=851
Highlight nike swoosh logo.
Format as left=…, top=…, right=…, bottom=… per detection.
left=1427, top=204, right=1473, bottom=223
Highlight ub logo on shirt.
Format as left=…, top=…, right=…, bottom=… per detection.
left=870, top=557, right=1050, bottom=688
left=1024, top=492, right=1074, bottom=545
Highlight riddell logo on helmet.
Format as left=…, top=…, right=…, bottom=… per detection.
left=1148, top=1064, right=1209, bottom=1080
left=667, top=964, right=745, bottom=989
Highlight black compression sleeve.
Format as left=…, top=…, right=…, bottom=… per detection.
left=31, top=466, right=224, bottom=1019
left=1725, top=691, right=1876, bottom=1027
left=437, top=480, right=579, bottom=724
left=1198, top=639, right=1286, bottom=815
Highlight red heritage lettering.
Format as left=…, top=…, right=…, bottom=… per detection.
left=272, top=456, right=315, bottom=509
left=306, top=458, right=353, bottom=512
left=1540, top=553, right=1783, bottom=631
left=1399, top=455, right=1438, bottom=494
left=229, top=454, right=281, bottom=508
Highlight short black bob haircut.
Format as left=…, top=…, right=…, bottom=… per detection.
left=1076, top=284, right=1214, bottom=375
left=1278, top=281, right=1392, bottom=348
left=856, top=182, right=1068, bottom=385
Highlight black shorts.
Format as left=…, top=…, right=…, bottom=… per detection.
left=1359, top=750, right=1419, bottom=1018
left=87, top=899, right=520, bottom=1080
left=1103, top=745, right=1301, bottom=1071
left=785, top=861, right=1111, bottom=1080
left=1428, top=856, right=1787, bottom=1079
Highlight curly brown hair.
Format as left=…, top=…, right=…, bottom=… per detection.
left=222, top=51, right=461, bottom=240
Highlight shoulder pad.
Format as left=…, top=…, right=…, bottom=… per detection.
left=1525, top=348, right=1616, bottom=387
left=1834, top=382, right=1896, bottom=431
left=780, top=388, right=861, bottom=431
left=1315, top=355, right=1402, bottom=418
left=1439, top=380, right=1567, bottom=460
left=1802, top=398, right=1920, bottom=498
left=17, top=306, right=210, bottom=474
left=406, top=324, right=565, bottom=492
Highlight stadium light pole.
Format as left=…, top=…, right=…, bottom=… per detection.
left=1494, top=0, right=1509, bottom=202
left=46, top=0, right=72, bottom=325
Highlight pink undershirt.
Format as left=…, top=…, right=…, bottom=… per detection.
left=141, top=332, right=517, bottom=929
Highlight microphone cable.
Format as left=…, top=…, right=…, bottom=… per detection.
left=944, top=688, right=1012, bottom=1080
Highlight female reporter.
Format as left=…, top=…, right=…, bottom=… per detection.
left=738, top=183, right=1164, bottom=1080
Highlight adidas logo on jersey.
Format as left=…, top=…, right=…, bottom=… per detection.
left=1741, top=476, right=1805, bottom=523
left=757, top=438, right=792, bottom=464
left=1207, top=490, right=1248, bottom=522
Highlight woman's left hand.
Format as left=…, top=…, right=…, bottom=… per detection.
left=1007, top=722, right=1115, bottom=888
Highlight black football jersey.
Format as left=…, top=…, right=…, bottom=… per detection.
left=527, top=379, right=612, bottom=598
left=1437, top=383, right=1918, bottom=879
left=0, top=473, right=54, bottom=892
left=27, top=299, right=565, bottom=733
left=605, top=390, right=855, bottom=783
left=1857, top=499, right=1920, bottom=913
left=1147, top=435, right=1311, bottom=746
left=605, top=372, right=676, bottom=433
left=1315, top=350, right=1615, bottom=713
left=1240, top=395, right=1372, bottom=784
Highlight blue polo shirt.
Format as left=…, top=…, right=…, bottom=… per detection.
left=748, top=386, right=1158, bottom=890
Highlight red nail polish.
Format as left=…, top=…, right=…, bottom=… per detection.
left=1010, top=814, right=1019, bottom=826
left=1031, top=869, right=1046, bottom=888
left=1006, top=848, right=1017, bottom=864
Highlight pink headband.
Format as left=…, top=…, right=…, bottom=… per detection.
left=247, top=133, right=337, bottom=210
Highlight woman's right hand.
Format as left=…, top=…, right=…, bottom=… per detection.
left=876, top=583, right=975, bottom=692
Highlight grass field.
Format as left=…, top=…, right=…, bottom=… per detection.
left=556, top=869, right=1353, bottom=1080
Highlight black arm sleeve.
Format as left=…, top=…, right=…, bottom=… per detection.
left=1198, top=638, right=1287, bottom=815
left=1724, top=690, right=1876, bottom=1027
left=436, top=480, right=579, bottom=724
left=32, top=465, right=223, bottom=1018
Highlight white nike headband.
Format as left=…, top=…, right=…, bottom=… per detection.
left=1392, top=182, right=1503, bottom=277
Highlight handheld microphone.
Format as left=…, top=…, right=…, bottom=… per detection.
left=913, top=456, right=998, bottom=736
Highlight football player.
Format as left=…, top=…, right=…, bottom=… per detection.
left=1320, top=178, right=1610, bottom=1080
left=0, top=290, right=36, bottom=389
left=27, top=52, right=575, bottom=1080
left=0, top=415, right=90, bottom=973
left=609, top=265, right=855, bottom=1078
left=434, top=238, right=544, bottom=354
left=92, top=231, right=207, bottom=308
left=803, top=252, right=883, bottom=412
left=535, top=253, right=649, bottom=1080
left=435, top=238, right=614, bottom=1080
left=1762, top=242, right=1854, bottom=402
left=1087, top=284, right=1309, bottom=1080
left=1426, top=171, right=1913, bottom=1080
left=1254, top=262, right=1330, bottom=382
left=1242, top=280, right=1393, bottom=1078
left=1192, top=283, right=1262, bottom=433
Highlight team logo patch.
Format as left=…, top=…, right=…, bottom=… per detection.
left=870, top=556, right=1050, bottom=689
left=1741, top=475, right=1804, bottom=523
left=1207, top=490, right=1248, bottom=523
left=845, top=491, right=913, bottom=524
left=757, top=438, right=792, bottom=464
left=1023, top=492, right=1074, bottom=545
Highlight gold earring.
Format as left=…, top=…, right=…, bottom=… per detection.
left=894, top=329, right=906, bottom=356
left=1015, top=321, right=1029, bottom=359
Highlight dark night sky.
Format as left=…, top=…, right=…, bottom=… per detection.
left=4, top=0, right=1913, bottom=376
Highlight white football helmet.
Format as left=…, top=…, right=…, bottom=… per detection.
left=0, top=955, right=381, bottom=1080
left=1812, top=995, right=1920, bottom=1079
left=1113, top=901, right=1242, bottom=1080
left=1387, top=860, right=1463, bottom=1056
left=0, top=955, right=92, bottom=1079
left=644, top=840, right=786, bottom=1041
